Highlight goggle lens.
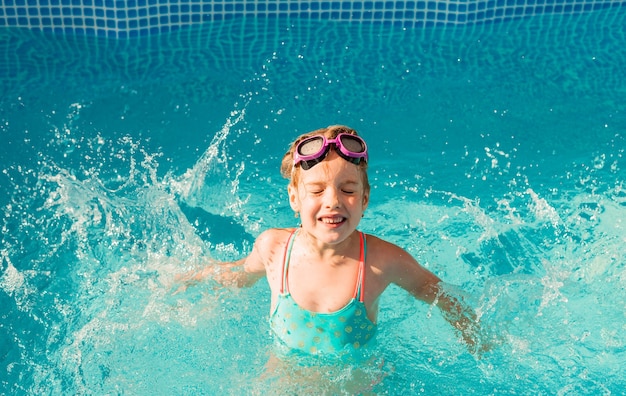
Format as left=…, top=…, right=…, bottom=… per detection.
left=298, top=138, right=325, bottom=156
left=340, top=135, right=366, bottom=153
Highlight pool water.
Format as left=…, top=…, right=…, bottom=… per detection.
left=2, top=8, right=625, bottom=395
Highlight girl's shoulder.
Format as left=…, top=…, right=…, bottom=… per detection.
left=258, top=227, right=297, bottom=239
left=247, top=228, right=298, bottom=271
left=362, top=232, right=415, bottom=268
left=254, top=227, right=298, bottom=251
left=362, top=233, right=402, bottom=254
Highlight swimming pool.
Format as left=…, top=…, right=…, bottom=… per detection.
left=2, top=4, right=626, bottom=395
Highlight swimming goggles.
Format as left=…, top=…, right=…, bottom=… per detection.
left=293, top=133, right=368, bottom=170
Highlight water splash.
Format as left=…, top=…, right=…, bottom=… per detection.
left=0, top=97, right=270, bottom=393
left=170, top=107, right=247, bottom=213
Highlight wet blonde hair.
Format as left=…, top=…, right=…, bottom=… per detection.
left=280, top=125, right=370, bottom=192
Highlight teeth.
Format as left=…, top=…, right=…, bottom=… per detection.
left=322, top=217, right=343, bottom=224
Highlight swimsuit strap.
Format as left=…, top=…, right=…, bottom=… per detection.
left=354, top=232, right=367, bottom=303
left=280, top=229, right=298, bottom=294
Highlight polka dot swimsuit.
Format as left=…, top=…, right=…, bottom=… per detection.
left=270, top=229, right=377, bottom=355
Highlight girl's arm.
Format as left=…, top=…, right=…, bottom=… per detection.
left=429, top=282, right=489, bottom=355
left=173, top=229, right=284, bottom=293
left=175, top=257, right=263, bottom=291
left=384, top=242, right=489, bottom=354
left=174, top=235, right=269, bottom=293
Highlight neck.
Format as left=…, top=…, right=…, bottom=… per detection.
left=298, top=229, right=360, bottom=262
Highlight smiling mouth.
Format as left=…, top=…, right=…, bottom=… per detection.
left=320, top=216, right=346, bottom=225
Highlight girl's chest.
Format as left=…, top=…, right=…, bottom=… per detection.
left=286, top=261, right=359, bottom=313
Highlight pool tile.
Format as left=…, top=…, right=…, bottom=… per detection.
left=0, top=0, right=625, bottom=38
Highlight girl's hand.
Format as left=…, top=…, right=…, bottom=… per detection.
left=172, top=266, right=215, bottom=295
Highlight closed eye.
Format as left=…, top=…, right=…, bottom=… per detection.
left=341, top=182, right=359, bottom=195
left=306, top=187, right=325, bottom=195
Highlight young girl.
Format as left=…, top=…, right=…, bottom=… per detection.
left=177, top=125, right=486, bottom=356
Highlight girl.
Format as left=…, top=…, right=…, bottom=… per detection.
left=177, top=125, right=486, bottom=356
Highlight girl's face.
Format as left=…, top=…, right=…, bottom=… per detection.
left=288, top=150, right=369, bottom=247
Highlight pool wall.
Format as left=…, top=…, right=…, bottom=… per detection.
left=1, top=0, right=625, bottom=38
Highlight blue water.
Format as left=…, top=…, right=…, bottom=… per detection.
left=2, top=9, right=626, bottom=395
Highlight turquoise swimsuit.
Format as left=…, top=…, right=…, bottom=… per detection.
left=269, top=229, right=377, bottom=355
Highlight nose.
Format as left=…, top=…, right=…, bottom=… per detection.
left=324, top=187, right=341, bottom=209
